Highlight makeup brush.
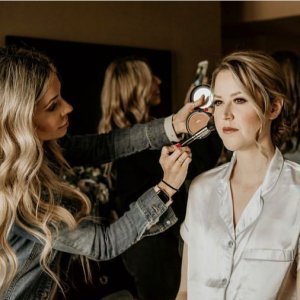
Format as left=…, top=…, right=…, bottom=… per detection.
left=177, top=118, right=215, bottom=147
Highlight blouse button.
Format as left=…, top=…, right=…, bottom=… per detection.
left=221, top=278, right=227, bottom=286
left=228, top=240, right=234, bottom=248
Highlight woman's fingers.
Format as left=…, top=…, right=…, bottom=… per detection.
left=160, top=145, right=191, bottom=164
left=175, top=151, right=190, bottom=165
left=159, top=144, right=192, bottom=196
left=182, top=156, right=192, bottom=166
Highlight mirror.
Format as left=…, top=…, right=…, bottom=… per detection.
left=190, top=85, right=214, bottom=109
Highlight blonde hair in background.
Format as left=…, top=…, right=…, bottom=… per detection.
left=211, top=50, right=291, bottom=153
left=0, top=47, right=91, bottom=295
left=98, top=58, right=153, bottom=134
left=98, top=58, right=154, bottom=184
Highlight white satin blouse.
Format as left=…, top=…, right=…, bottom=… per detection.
left=181, top=148, right=300, bottom=300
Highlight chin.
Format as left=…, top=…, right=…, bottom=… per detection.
left=149, top=98, right=161, bottom=106
left=53, top=128, right=68, bottom=140
left=222, top=140, right=242, bottom=152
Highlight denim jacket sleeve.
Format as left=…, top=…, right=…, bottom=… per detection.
left=52, top=188, right=177, bottom=261
left=60, top=117, right=176, bottom=166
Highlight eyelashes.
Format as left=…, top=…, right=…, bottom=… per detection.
left=233, top=98, right=247, bottom=104
left=213, top=100, right=222, bottom=106
left=213, top=98, right=247, bottom=107
left=47, top=101, right=58, bottom=111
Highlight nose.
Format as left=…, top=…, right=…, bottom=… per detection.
left=223, top=103, right=233, bottom=120
left=61, top=99, right=73, bottom=116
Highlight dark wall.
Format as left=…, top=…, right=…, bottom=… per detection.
left=221, top=12, right=300, bottom=56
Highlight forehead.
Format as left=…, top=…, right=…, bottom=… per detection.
left=214, top=70, right=249, bottom=96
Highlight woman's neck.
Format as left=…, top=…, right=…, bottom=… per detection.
left=232, top=145, right=275, bottom=185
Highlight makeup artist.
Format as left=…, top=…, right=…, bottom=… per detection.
left=0, top=46, right=204, bottom=300
left=176, top=50, right=299, bottom=300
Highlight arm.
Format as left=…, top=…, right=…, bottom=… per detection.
left=176, top=242, right=188, bottom=300
left=61, top=118, right=170, bottom=166
left=53, top=188, right=175, bottom=260
left=54, top=146, right=192, bottom=260
left=60, top=101, right=202, bottom=166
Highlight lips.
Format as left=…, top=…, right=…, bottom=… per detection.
left=222, top=127, right=238, bottom=134
left=59, top=120, right=69, bottom=128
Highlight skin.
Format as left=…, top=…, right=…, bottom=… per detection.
left=176, top=69, right=288, bottom=300
left=33, top=74, right=73, bottom=142
left=214, top=71, right=269, bottom=153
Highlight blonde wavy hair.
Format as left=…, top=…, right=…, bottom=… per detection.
left=0, top=47, right=91, bottom=294
left=98, top=58, right=153, bottom=133
left=211, top=50, right=291, bottom=152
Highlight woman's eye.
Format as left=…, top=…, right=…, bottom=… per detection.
left=234, top=98, right=247, bottom=104
left=47, top=101, right=58, bottom=111
left=213, top=100, right=223, bottom=106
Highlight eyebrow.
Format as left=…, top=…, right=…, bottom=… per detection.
left=214, top=91, right=242, bottom=98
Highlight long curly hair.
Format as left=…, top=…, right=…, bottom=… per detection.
left=0, top=47, right=91, bottom=294
left=211, top=50, right=291, bottom=152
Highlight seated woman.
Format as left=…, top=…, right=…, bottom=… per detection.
left=176, top=50, right=300, bottom=299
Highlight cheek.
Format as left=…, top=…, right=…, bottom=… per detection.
left=34, top=115, right=61, bottom=139
left=241, top=114, right=261, bottom=135
left=35, top=118, right=57, bottom=132
left=213, top=110, right=223, bottom=134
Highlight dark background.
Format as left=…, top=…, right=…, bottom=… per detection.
left=6, top=35, right=172, bottom=135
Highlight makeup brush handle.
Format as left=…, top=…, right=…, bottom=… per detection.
left=181, top=127, right=211, bottom=146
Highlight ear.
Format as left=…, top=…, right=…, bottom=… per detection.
left=268, top=97, right=283, bottom=120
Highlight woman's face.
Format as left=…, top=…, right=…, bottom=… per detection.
left=213, top=70, right=268, bottom=152
left=148, top=75, right=162, bottom=106
left=33, top=74, right=73, bottom=141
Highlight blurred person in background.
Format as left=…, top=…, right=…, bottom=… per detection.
left=272, top=50, right=300, bottom=163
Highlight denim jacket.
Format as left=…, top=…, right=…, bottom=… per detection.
left=4, top=117, right=178, bottom=300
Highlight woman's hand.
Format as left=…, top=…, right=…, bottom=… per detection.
left=158, top=145, right=192, bottom=197
left=172, top=96, right=205, bottom=135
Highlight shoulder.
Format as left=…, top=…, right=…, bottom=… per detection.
left=184, top=163, right=229, bottom=215
left=189, top=162, right=229, bottom=191
left=186, top=162, right=229, bottom=209
left=282, top=159, right=300, bottom=185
